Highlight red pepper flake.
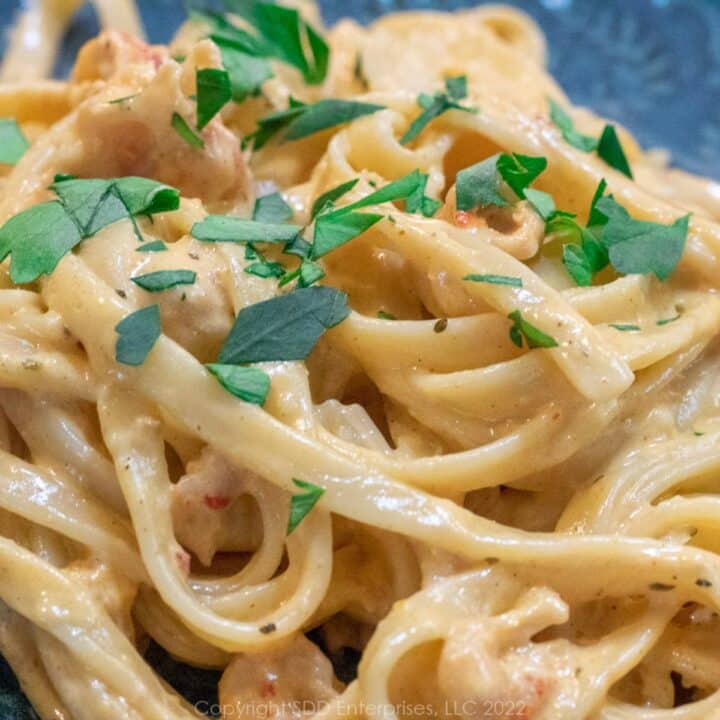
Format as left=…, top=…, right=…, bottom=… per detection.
left=455, top=210, right=471, bottom=227
left=204, top=495, right=231, bottom=510
left=260, top=680, right=276, bottom=699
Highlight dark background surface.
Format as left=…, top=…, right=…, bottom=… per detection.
left=0, top=0, right=718, bottom=717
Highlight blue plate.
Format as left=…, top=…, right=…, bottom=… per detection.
left=0, top=0, right=718, bottom=716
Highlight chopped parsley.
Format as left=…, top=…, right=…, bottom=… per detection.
left=657, top=315, right=680, bottom=326
left=548, top=99, right=633, bottom=178
left=311, top=170, right=426, bottom=258
left=115, top=305, right=162, bottom=366
left=136, top=241, right=168, bottom=252
left=548, top=99, right=598, bottom=152
left=192, top=216, right=302, bottom=244
left=405, top=172, right=442, bottom=217
left=0, top=118, right=28, bottom=165
left=596, top=196, right=689, bottom=280
left=244, top=98, right=385, bottom=150
left=609, top=323, right=641, bottom=332
left=253, top=192, right=293, bottom=223
left=311, top=179, right=359, bottom=220
left=171, top=112, right=205, bottom=148
left=218, top=286, right=349, bottom=364
left=0, top=176, right=179, bottom=283
left=524, top=188, right=557, bottom=221
left=206, top=363, right=270, bottom=405
left=401, top=75, right=476, bottom=145
left=456, top=153, right=547, bottom=211
left=508, top=310, right=558, bottom=349
left=131, top=269, right=197, bottom=292
left=196, top=68, right=232, bottom=130
left=464, top=273, right=523, bottom=287
left=245, top=260, right=285, bottom=279
left=288, top=479, right=325, bottom=534
left=108, top=94, right=139, bottom=105
left=377, top=310, right=397, bottom=320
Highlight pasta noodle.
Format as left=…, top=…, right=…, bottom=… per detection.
left=0, top=1, right=720, bottom=719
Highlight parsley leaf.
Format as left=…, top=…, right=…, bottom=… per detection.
left=456, top=153, right=547, bottom=211
left=0, top=177, right=180, bottom=284
left=456, top=156, right=508, bottom=210
left=218, top=286, right=349, bottom=363
left=524, top=188, right=556, bottom=221
left=213, top=37, right=273, bottom=102
left=496, top=154, right=548, bottom=198
left=401, top=75, right=476, bottom=145
left=196, top=68, right=232, bottom=130
left=548, top=99, right=598, bottom=152
left=588, top=178, right=609, bottom=227
left=287, top=478, right=325, bottom=534
left=236, top=1, right=329, bottom=85
left=311, top=179, right=359, bottom=219
left=507, top=310, right=558, bottom=349
left=206, top=363, right=270, bottom=405
left=310, top=171, right=425, bottom=258
left=549, top=99, right=633, bottom=178
left=464, top=274, right=523, bottom=287
left=610, top=323, right=641, bottom=332
left=597, top=125, right=633, bottom=179
left=172, top=112, right=205, bottom=148
left=136, top=241, right=168, bottom=252
left=0, top=202, right=81, bottom=284
left=244, top=260, right=285, bottom=278
left=0, top=118, right=28, bottom=165
left=253, top=192, right=293, bottom=223
left=115, top=305, right=162, bottom=366
left=377, top=310, right=396, bottom=320
left=405, top=173, right=442, bottom=217
left=657, top=315, right=680, bottom=326
left=312, top=212, right=382, bottom=258
left=192, top=216, right=302, bottom=244
left=244, top=98, right=385, bottom=150
left=594, top=197, right=689, bottom=280
left=131, top=269, right=197, bottom=292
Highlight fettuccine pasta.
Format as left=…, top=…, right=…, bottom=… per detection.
left=1, top=2, right=720, bottom=719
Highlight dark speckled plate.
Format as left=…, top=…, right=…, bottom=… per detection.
left=0, top=0, right=718, bottom=716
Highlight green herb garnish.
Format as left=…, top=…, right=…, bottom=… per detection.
left=594, top=196, right=689, bottom=281
left=136, top=241, right=168, bottom=252
left=115, top=305, right=162, bottom=366
left=405, top=172, right=442, bottom=217
left=0, top=177, right=179, bottom=283
left=597, top=125, right=633, bottom=179
left=288, top=478, right=325, bottom=534
left=206, top=363, right=270, bottom=405
left=311, top=171, right=425, bottom=258
left=108, top=94, right=139, bottom=105
left=377, top=310, right=396, bottom=320
left=218, top=286, right=349, bottom=363
left=464, top=273, right=523, bottom=287
left=548, top=99, right=598, bottom=152
left=456, top=152, right=547, bottom=211
left=196, top=68, right=232, bottom=130
left=253, top=192, right=293, bottom=223
left=609, top=323, right=641, bottom=332
left=131, top=269, right=197, bottom=292
left=508, top=310, right=558, bottom=349
left=244, top=260, right=286, bottom=279
left=0, top=118, right=28, bottom=165
left=311, top=179, right=359, bottom=220
left=244, top=98, right=385, bottom=150
left=548, top=99, right=632, bottom=178
left=192, top=216, right=302, bottom=244
left=172, top=112, right=205, bottom=148
left=657, top=315, right=680, bottom=326
left=401, top=75, right=476, bottom=145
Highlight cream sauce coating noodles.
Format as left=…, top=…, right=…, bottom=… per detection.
left=1, top=1, right=720, bottom=719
